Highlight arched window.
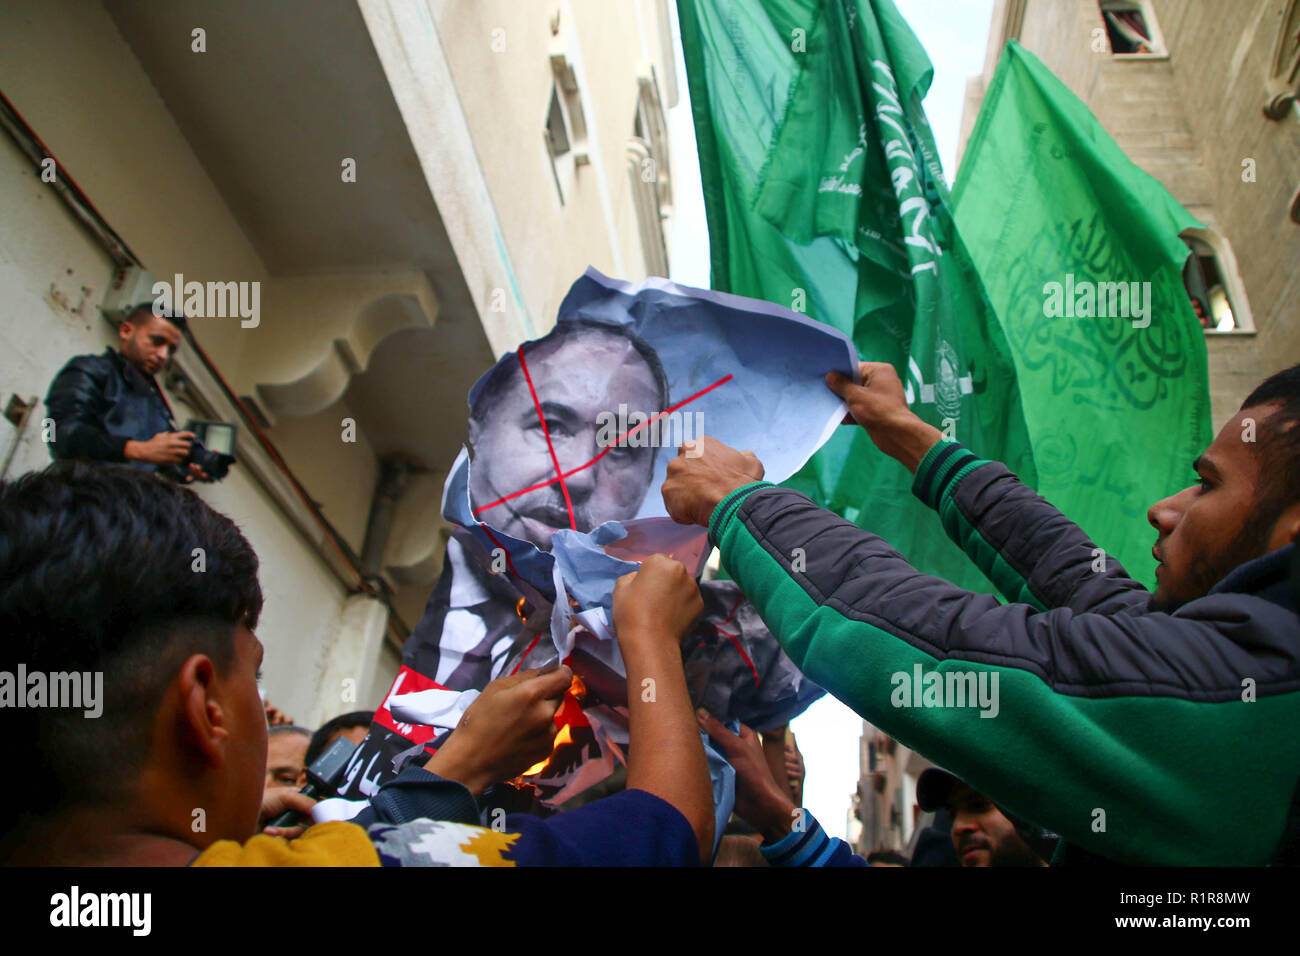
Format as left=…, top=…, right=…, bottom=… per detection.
left=1181, top=229, right=1254, bottom=334
left=1099, top=0, right=1167, bottom=57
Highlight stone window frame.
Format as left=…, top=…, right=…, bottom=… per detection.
left=1098, top=0, right=1169, bottom=60
left=543, top=46, right=591, bottom=208
left=626, top=69, right=673, bottom=277
left=1181, top=227, right=1256, bottom=336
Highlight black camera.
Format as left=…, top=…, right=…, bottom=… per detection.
left=159, top=420, right=237, bottom=481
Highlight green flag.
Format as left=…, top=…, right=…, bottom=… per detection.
left=678, top=0, right=1035, bottom=590
left=952, top=41, right=1211, bottom=587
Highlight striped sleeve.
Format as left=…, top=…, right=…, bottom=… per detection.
left=911, top=439, right=1150, bottom=614
left=759, top=810, right=868, bottom=867
left=709, top=481, right=1300, bottom=865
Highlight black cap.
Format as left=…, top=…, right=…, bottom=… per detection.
left=917, top=766, right=961, bottom=813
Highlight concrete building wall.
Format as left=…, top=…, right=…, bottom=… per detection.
left=852, top=722, right=932, bottom=856
left=0, top=1, right=263, bottom=378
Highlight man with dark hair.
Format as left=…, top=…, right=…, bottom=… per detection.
left=266, top=725, right=312, bottom=789
left=665, top=362, right=1300, bottom=865
left=0, top=461, right=265, bottom=861
left=1150, top=364, right=1300, bottom=611
left=0, top=463, right=717, bottom=865
left=44, top=304, right=232, bottom=482
left=304, top=711, right=374, bottom=768
left=915, top=768, right=1049, bottom=867
left=712, top=732, right=1048, bottom=868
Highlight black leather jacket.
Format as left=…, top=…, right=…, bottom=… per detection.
left=44, top=348, right=227, bottom=479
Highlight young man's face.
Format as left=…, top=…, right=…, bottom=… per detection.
left=118, top=313, right=182, bottom=377
left=949, top=785, right=1041, bottom=867
left=467, top=331, right=661, bottom=549
left=1148, top=404, right=1291, bottom=610
left=228, top=627, right=270, bottom=840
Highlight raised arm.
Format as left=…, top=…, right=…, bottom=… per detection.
left=664, top=436, right=1300, bottom=864
left=826, top=362, right=1149, bottom=614
left=613, top=554, right=715, bottom=864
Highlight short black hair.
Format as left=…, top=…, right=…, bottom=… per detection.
left=304, top=711, right=374, bottom=767
left=469, top=318, right=670, bottom=423
left=269, top=725, right=312, bottom=739
left=1241, top=364, right=1300, bottom=520
left=0, top=462, right=262, bottom=829
left=125, top=301, right=188, bottom=333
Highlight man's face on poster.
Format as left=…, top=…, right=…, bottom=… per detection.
left=467, top=327, right=663, bottom=550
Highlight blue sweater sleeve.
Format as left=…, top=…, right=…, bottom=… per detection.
left=759, top=810, right=869, bottom=867
left=364, top=788, right=699, bottom=866
left=350, top=765, right=481, bottom=828
left=504, top=789, right=699, bottom=866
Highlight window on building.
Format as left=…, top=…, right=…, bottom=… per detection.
left=626, top=71, right=673, bottom=277
left=1100, top=0, right=1165, bottom=56
left=1181, top=230, right=1253, bottom=334
left=543, top=48, right=590, bottom=207
left=545, top=84, right=569, bottom=158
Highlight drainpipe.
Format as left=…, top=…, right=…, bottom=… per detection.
left=360, top=455, right=413, bottom=591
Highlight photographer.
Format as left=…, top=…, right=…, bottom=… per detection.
left=44, top=303, right=233, bottom=482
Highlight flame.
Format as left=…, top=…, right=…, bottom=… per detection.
left=520, top=724, right=574, bottom=777
left=514, top=672, right=587, bottom=780
left=568, top=672, right=587, bottom=700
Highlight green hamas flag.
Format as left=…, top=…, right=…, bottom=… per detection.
left=952, top=41, right=1211, bottom=587
left=678, top=0, right=1035, bottom=589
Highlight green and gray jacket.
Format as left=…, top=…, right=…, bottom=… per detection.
left=710, top=439, right=1300, bottom=866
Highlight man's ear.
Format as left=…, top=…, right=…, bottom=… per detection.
left=1268, top=501, right=1300, bottom=550
left=177, top=653, right=229, bottom=768
left=117, top=320, right=134, bottom=345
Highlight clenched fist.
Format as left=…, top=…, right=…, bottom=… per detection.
left=613, top=553, right=704, bottom=653
left=661, top=436, right=765, bottom=528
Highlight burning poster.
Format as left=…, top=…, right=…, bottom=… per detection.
left=331, top=268, right=854, bottom=829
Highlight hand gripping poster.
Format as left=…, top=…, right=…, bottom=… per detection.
left=327, top=268, right=856, bottom=841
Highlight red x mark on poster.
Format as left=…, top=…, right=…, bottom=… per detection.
left=471, top=341, right=733, bottom=532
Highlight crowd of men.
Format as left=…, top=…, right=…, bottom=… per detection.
left=0, top=300, right=1296, bottom=866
